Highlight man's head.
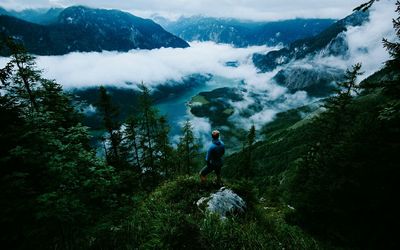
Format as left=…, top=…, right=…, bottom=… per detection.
left=212, top=130, right=220, bottom=140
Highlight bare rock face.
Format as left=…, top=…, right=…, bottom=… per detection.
left=196, top=187, right=246, bottom=219
left=252, top=10, right=369, bottom=72
left=273, top=64, right=345, bottom=97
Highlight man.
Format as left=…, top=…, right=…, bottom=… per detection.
left=200, top=130, right=225, bottom=184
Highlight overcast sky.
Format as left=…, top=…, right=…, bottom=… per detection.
left=0, top=0, right=371, bottom=21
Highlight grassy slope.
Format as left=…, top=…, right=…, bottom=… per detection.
left=117, top=177, right=320, bottom=250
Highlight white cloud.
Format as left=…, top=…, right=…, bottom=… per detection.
left=0, top=42, right=273, bottom=89
left=345, top=0, right=397, bottom=77
left=1, top=0, right=366, bottom=21
left=248, top=109, right=278, bottom=127
left=303, top=0, right=397, bottom=79
left=171, top=116, right=211, bottom=149
left=0, top=0, right=396, bottom=141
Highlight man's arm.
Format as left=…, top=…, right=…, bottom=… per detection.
left=205, top=145, right=212, bottom=162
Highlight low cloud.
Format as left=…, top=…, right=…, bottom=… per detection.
left=346, top=0, right=397, bottom=77
left=171, top=116, right=211, bottom=150
left=299, top=0, right=397, bottom=79
left=0, top=42, right=273, bottom=89
left=0, top=0, right=395, bottom=142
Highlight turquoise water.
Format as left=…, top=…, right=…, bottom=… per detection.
left=156, top=75, right=241, bottom=137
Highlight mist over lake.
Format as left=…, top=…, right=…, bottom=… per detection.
left=1, top=1, right=399, bottom=249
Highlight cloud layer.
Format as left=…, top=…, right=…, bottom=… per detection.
left=295, top=0, right=397, bottom=79
left=7, top=42, right=274, bottom=89
left=0, top=0, right=396, bottom=145
left=1, top=0, right=366, bottom=21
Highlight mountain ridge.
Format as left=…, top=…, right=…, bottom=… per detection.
left=253, top=10, right=370, bottom=72
left=0, top=5, right=189, bottom=55
left=159, top=15, right=336, bottom=47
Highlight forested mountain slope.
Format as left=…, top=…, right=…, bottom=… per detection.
left=0, top=6, right=189, bottom=55
left=159, top=16, right=335, bottom=47
left=0, top=1, right=398, bottom=249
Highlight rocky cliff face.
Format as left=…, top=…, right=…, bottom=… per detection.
left=252, top=10, right=369, bottom=97
left=273, top=65, right=345, bottom=96
left=253, top=10, right=369, bottom=72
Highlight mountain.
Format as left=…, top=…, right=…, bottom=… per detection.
left=249, top=10, right=369, bottom=96
left=253, top=10, right=369, bottom=72
left=0, top=6, right=189, bottom=55
left=272, top=64, right=345, bottom=96
left=0, top=7, right=63, bottom=24
left=159, top=16, right=335, bottom=47
left=223, top=63, right=399, bottom=248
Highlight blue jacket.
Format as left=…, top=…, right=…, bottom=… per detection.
left=206, top=139, right=225, bottom=166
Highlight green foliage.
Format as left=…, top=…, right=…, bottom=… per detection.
left=190, top=87, right=243, bottom=126
left=117, top=176, right=320, bottom=250
left=1, top=4, right=399, bottom=248
left=177, top=120, right=200, bottom=175
left=0, top=39, right=128, bottom=249
left=234, top=125, right=257, bottom=179
left=98, top=86, right=124, bottom=166
left=285, top=62, right=399, bottom=248
left=224, top=108, right=317, bottom=183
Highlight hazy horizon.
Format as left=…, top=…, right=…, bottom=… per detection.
left=1, top=0, right=368, bottom=21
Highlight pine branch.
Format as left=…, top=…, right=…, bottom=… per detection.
left=353, top=0, right=377, bottom=12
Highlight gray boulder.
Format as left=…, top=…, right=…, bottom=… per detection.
left=196, top=187, right=246, bottom=219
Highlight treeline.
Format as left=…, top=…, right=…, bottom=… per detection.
left=286, top=5, right=399, bottom=247
left=224, top=3, right=400, bottom=247
left=0, top=39, right=200, bottom=248
left=96, top=83, right=201, bottom=189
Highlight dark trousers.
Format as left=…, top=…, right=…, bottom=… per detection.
left=200, top=162, right=221, bottom=179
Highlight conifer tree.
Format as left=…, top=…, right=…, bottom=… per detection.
left=0, top=39, right=116, bottom=248
left=154, top=116, right=174, bottom=178
left=246, top=124, right=256, bottom=177
left=177, top=120, right=199, bottom=175
left=1, top=39, right=40, bottom=112
left=238, top=125, right=256, bottom=179
left=98, top=86, right=122, bottom=165
left=138, top=83, right=157, bottom=172
left=247, top=124, right=256, bottom=147
left=318, top=63, right=363, bottom=141
left=381, top=0, right=400, bottom=95
left=125, top=115, right=142, bottom=168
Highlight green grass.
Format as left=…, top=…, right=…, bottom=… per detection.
left=223, top=108, right=234, bottom=115
left=191, top=95, right=210, bottom=105
left=115, top=176, right=321, bottom=249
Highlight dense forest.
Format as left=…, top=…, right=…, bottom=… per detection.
left=0, top=1, right=399, bottom=249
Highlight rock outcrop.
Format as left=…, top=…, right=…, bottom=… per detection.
left=273, top=64, right=345, bottom=96
left=197, top=187, right=246, bottom=219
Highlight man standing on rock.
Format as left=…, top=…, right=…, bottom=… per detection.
left=200, top=130, right=225, bottom=185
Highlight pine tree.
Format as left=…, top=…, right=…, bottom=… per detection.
left=318, top=63, right=363, bottom=141
left=98, top=86, right=122, bottom=165
left=246, top=124, right=256, bottom=177
left=138, top=83, right=157, bottom=172
left=237, top=125, right=256, bottom=179
left=154, top=116, right=174, bottom=178
left=0, top=39, right=117, bottom=248
left=125, top=115, right=142, bottom=168
left=1, top=39, right=40, bottom=112
left=177, top=120, right=199, bottom=175
left=382, top=0, right=400, bottom=94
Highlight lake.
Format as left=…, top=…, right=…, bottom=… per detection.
left=156, top=75, right=242, bottom=138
